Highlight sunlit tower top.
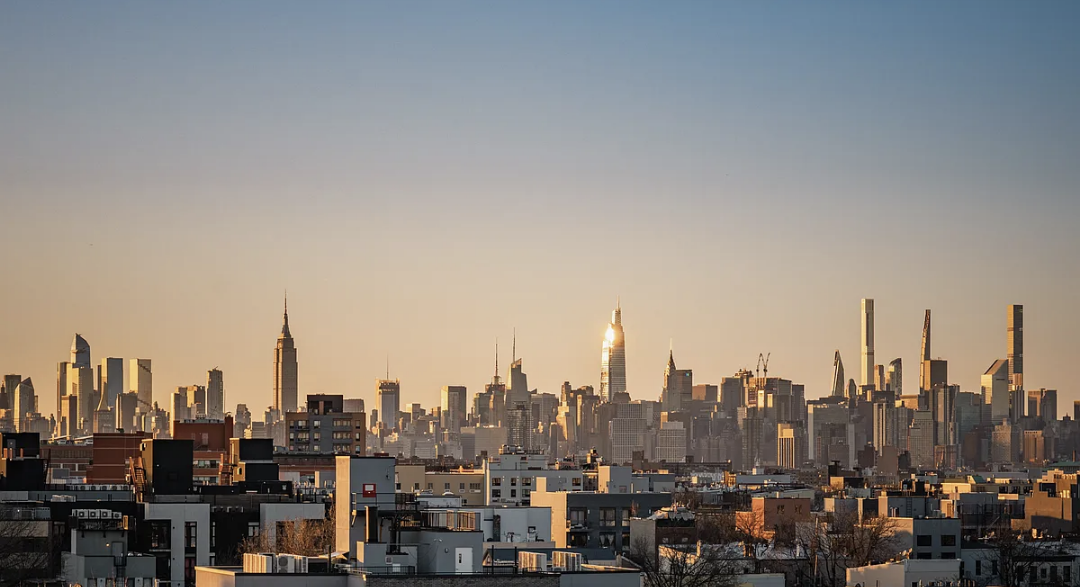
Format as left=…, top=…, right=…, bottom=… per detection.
left=273, top=294, right=298, bottom=415
left=830, top=350, right=846, bottom=397
left=861, top=299, right=875, bottom=387
left=71, top=333, right=91, bottom=369
left=1007, top=304, right=1023, bottom=389
left=599, top=299, right=626, bottom=402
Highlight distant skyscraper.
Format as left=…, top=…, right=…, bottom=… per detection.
left=93, top=379, right=115, bottom=434
left=506, top=337, right=533, bottom=450
left=599, top=300, right=626, bottom=402
left=661, top=349, right=693, bottom=412
left=1007, top=304, right=1023, bottom=389
left=441, top=385, right=468, bottom=432
left=377, top=379, right=401, bottom=430
left=71, top=333, right=90, bottom=368
left=207, top=368, right=224, bottom=419
left=861, top=299, right=875, bottom=387
left=982, top=359, right=1010, bottom=424
left=830, top=351, right=845, bottom=397
left=97, top=357, right=123, bottom=409
left=886, top=358, right=902, bottom=395
left=130, top=358, right=152, bottom=413
left=13, top=377, right=35, bottom=432
left=273, top=296, right=298, bottom=415
left=919, top=310, right=932, bottom=391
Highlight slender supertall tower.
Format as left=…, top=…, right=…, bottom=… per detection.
left=861, top=299, right=875, bottom=387
left=599, top=299, right=626, bottom=402
left=1007, top=304, right=1023, bottom=389
left=920, top=309, right=931, bottom=392
left=273, top=295, right=298, bottom=415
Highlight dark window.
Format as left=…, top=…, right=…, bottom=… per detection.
left=942, top=534, right=956, bottom=546
left=185, top=522, right=197, bottom=549
left=975, top=560, right=982, bottom=576
left=916, top=534, right=932, bottom=547
left=916, top=553, right=932, bottom=559
left=941, top=552, right=956, bottom=559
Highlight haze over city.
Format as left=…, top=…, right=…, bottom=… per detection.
left=2, top=2, right=1078, bottom=414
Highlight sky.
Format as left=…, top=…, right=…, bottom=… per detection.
left=1, top=2, right=1078, bottom=417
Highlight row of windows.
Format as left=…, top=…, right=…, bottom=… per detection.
left=915, top=534, right=957, bottom=547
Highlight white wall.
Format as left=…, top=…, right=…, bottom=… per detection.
left=144, top=502, right=211, bottom=587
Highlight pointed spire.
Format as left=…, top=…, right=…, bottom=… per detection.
left=280, top=292, right=292, bottom=338
left=494, top=338, right=499, bottom=379
left=667, top=339, right=676, bottom=370
left=512, top=328, right=517, bottom=362
left=613, top=297, right=622, bottom=325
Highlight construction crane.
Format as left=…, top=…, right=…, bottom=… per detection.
left=756, top=352, right=771, bottom=381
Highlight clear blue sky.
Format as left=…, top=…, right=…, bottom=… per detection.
left=1, top=2, right=1078, bottom=414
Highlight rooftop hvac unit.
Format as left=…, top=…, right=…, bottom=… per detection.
left=517, top=552, right=547, bottom=572
left=275, top=554, right=296, bottom=574
left=76, top=510, right=88, bottom=518
left=552, top=551, right=582, bottom=572
left=88, top=510, right=99, bottom=519
left=112, top=510, right=122, bottom=519
left=293, top=556, right=309, bottom=573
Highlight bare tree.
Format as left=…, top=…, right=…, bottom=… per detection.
left=239, top=515, right=334, bottom=558
left=975, top=526, right=1048, bottom=587
left=798, top=512, right=900, bottom=587
left=0, top=515, right=55, bottom=587
left=631, top=536, right=742, bottom=587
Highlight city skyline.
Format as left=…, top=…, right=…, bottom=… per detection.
left=1, top=2, right=1078, bottom=414
left=2, top=296, right=1068, bottom=418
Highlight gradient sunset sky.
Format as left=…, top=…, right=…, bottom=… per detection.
left=2, top=2, right=1078, bottom=416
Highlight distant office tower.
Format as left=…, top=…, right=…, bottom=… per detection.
left=919, top=310, right=932, bottom=391
left=981, top=359, right=1010, bottom=424
left=343, top=398, right=365, bottom=414
left=886, top=359, right=902, bottom=395
left=874, top=365, right=886, bottom=393
left=97, top=357, right=123, bottom=408
left=506, top=351, right=533, bottom=450
left=441, top=385, right=468, bottom=432
left=1007, top=304, right=1023, bottom=389
left=172, top=387, right=190, bottom=423
left=13, top=377, right=35, bottom=432
left=2, top=374, right=20, bottom=412
left=56, top=361, right=69, bottom=432
left=377, top=379, right=401, bottom=430
left=130, top=359, right=152, bottom=413
left=117, top=391, right=138, bottom=432
left=68, top=364, right=94, bottom=433
left=1074, top=401, right=1080, bottom=422
left=273, top=296, right=298, bottom=415
left=207, top=368, right=224, bottom=419
left=830, top=351, right=846, bottom=397
left=599, top=300, right=626, bottom=402
left=861, top=299, right=875, bottom=387
left=661, top=350, right=693, bottom=412
left=1027, top=389, right=1057, bottom=422
left=93, top=380, right=115, bottom=433
left=71, top=333, right=90, bottom=368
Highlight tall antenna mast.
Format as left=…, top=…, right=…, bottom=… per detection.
left=512, top=328, right=517, bottom=362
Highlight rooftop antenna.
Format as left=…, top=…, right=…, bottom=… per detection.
left=512, top=328, right=517, bottom=362
left=494, top=338, right=499, bottom=378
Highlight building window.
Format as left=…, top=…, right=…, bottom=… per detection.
left=598, top=532, right=615, bottom=548
left=975, top=560, right=981, bottom=576
left=492, top=477, right=502, bottom=486
left=1064, top=566, right=1071, bottom=582
left=460, top=483, right=465, bottom=490
left=492, top=489, right=501, bottom=499
left=916, top=535, right=932, bottom=547
left=511, top=477, right=518, bottom=486
left=248, top=522, right=259, bottom=537
left=569, top=508, right=586, bottom=527
left=941, top=552, right=955, bottom=559
left=600, top=508, right=616, bottom=527
left=942, top=534, right=956, bottom=546
left=510, top=489, right=517, bottom=498
left=621, top=510, right=631, bottom=527
left=185, top=522, right=197, bottom=549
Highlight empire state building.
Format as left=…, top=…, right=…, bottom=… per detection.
left=599, top=300, right=626, bottom=402
left=273, top=296, right=298, bottom=414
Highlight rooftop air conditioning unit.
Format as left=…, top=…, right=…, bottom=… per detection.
left=88, top=510, right=99, bottom=519
left=76, top=510, right=88, bottom=519
left=276, top=554, right=295, bottom=574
